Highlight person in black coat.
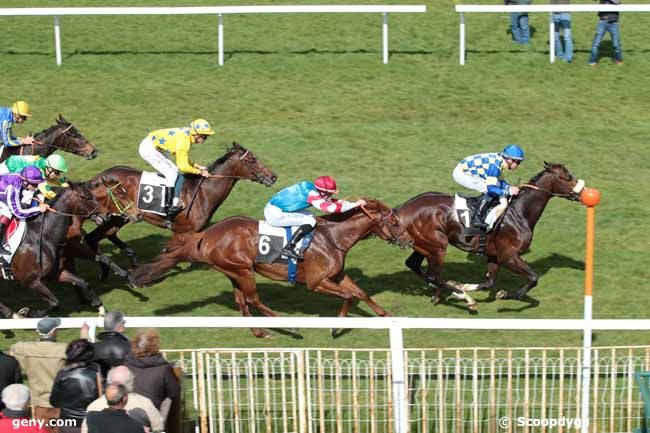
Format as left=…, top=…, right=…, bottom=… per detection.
left=94, top=311, right=131, bottom=375
left=86, top=384, right=144, bottom=433
left=50, top=339, right=103, bottom=433
left=0, top=350, right=22, bottom=411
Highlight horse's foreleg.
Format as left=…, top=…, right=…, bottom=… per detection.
left=405, top=251, right=427, bottom=280
left=313, top=275, right=391, bottom=318
left=423, top=249, right=477, bottom=310
left=57, top=270, right=104, bottom=313
left=499, top=255, right=538, bottom=300
left=26, top=279, right=60, bottom=318
left=227, top=275, right=271, bottom=338
left=107, top=233, right=138, bottom=268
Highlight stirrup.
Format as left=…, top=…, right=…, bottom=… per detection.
left=0, top=246, right=10, bottom=256
left=282, top=247, right=303, bottom=260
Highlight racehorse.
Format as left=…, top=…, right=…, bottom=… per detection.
left=0, top=183, right=112, bottom=319
left=395, top=162, right=586, bottom=308
left=83, top=142, right=277, bottom=272
left=130, top=199, right=413, bottom=337
left=0, top=115, right=98, bottom=162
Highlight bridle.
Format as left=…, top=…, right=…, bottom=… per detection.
left=103, top=182, right=135, bottom=216
left=521, top=177, right=585, bottom=200
left=20, top=124, right=83, bottom=156
left=359, top=204, right=406, bottom=243
left=205, top=149, right=263, bottom=182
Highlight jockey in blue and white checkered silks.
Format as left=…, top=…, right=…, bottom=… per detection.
left=452, top=144, right=525, bottom=229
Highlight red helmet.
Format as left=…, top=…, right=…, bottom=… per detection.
left=314, top=176, right=338, bottom=194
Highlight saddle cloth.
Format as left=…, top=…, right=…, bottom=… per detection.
left=255, top=221, right=314, bottom=282
left=453, top=195, right=508, bottom=233
left=137, top=171, right=167, bottom=215
left=0, top=219, right=27, bottom=280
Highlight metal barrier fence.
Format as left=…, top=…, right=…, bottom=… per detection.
left=162, top=345, right=650, bottom=433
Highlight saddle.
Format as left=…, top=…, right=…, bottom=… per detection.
left=453, top=194, right=508, bottom=235
left=137, top=171, right=168, bottom=216
left=255, top=221, right=314, bottom=283
left=0, top=219, right=27, bottom=280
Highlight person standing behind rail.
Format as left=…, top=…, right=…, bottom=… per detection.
left=589, top=0, right=623, bottom=65
left=551, top=0, right=573, bottom=62
left=506, top=0, right=532, bottom=44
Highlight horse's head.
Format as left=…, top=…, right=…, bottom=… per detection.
left=36, top=115, right=98, bottom=160
left=218, top=142, right=277, bottom=186
left=85, top=176, right=142, bottom=223
left=51, top=183, right=110, bottom=225
left=527, top=162, right=585, bottom=201
left=359, top=198, right=413, bottom=249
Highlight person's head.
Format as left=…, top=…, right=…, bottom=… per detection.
left=44, top=154, right=68, bottom=180
left=36, top=317, right=61, bottom=340
left=65, top=338, right=94, bottom=365
left=11, top=101, right=31, bottom=124
left=20, top=166, right=44, bottom=191
left=105, top=384, right=128, bottom=409
left=107, top=366, right=135, bottom=393
left=104, top=310, right=126, bottom=333
left=1, top=384, right=30, bottom=411
left=189, top=118, right=215, bottom=144
left=314, top=176, right=338, bottom=199
left=131, top=328, right=161, bottom=357
left=500, top=144, right=525, bottom=170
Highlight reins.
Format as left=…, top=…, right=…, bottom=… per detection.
left=105, top=183, right=134, bottom=216
left=20, top=124, right=77, bottom=155
left=520, top=183, right=575, bottom=198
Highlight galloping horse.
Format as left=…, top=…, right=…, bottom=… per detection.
left=395, top=163, right=586, bottom=308
left=82, top=142, right=277, bottom=272
left=1, top=183, right=112, bottom=319
left=131, top=199, right=413, bottom=337
left=0, top=115, right=97, bottom=162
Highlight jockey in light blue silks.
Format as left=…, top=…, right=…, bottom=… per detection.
left=452, top=144, right=525, bottom=230
left=0, top=101, right=36, bottom=156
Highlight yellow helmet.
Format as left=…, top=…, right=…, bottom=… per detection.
left=190, top=119, right=215, bottom=136
left=11, top=101, right=32, bottom=118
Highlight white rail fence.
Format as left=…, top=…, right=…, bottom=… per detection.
left=0, top=5, right=426, bottom=66
left=455, top=4, right=650, bottom=65
left=4, top=317, right=650, bottom=433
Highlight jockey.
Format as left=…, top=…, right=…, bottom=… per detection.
left=452, top=144, right=525, bottom=230
left=0, top=154, right=69, bottom=199
left=0, top=101, right=37, bottom=153
left=0, top=166, right=49, bottom=254
left=138, top=119, right=214, bottom=218
left=264, top=176, right=366, bottom=260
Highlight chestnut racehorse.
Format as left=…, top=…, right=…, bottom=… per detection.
left=131, top=199, right=413, bottom=337
left=1, top=115, right=97, bottom=162
left=81, top=142, right=277, bottom=274
left=395, top=162, right=586, bottom=308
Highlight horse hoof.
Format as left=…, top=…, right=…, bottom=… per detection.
left=98, top=306, right=106, bottom=317
left=11, top=313, right=24, bottom=319
left=467, top=303, right=478, bottom=311
left=496, top=290, right=509, bottom=299
left=431, top=296, right=441, bottom=305
left=17, top=307, right=30, bottom=317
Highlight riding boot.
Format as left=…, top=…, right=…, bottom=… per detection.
left=0, top=222, right=11, bottom=255
left=165, top=186, right=184, bottom=220
left=282, top=224, right=314, bottom=260
left=472, top=194, right=492, bottom=230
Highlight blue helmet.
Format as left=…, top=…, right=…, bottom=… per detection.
left=501, top=144, right=525, bottom=161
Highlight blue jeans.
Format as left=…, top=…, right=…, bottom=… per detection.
left=589, top=20, right=622, bottom=63
left=510, top=12, right=530, bottom=44
left=552, top=12, right=573, bottom=62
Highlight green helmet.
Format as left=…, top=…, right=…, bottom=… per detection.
left=45, top=154, right=68, bottom=172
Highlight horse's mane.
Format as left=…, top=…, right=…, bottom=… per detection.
left=35, top=116, right=71, bottom=138
left=525, top=162, right=565, bottom=185
left=395, top=191, right=448, bottom=211
left=208, top=143, right=247, bottom=172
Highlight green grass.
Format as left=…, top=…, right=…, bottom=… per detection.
left=0, top=0, right=649, bottom=351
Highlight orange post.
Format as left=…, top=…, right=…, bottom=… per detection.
left=584, top=207, right=595, bottom=297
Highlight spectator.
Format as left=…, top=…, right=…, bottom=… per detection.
left=10, top=317, right=67, bottom=431
left=50, top=339, right=102, bottom=433
left=85, top=384, right=144, bottom=433
left=551, top=0, right=573, bottom=62
left=0, top=384, right=48, bottom=433
left=93, top=311, right=131, bottom=376
left=81, top=366, right=163, bottom=433
left=505, top=0, right=532, bottom=45
left=124, top=329, right=180, bottom=422
left=0, top=348, right=22, bottom=411
left=589, top=0, right=623, bottom=65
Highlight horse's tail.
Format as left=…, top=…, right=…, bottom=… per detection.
left=130, top=233, right=197, bottom=287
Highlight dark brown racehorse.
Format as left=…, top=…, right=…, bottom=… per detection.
left=131, top=199, right=413, bottom=337
left=82, top=142, right=277, bottom=272
left=0, top=183, right=112, bottom=319
left=395, top=163, right=586, bottom=308
left=1, top=115, right=97, bottom=162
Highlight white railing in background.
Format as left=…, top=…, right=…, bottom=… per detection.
left=3, top=316, right=650, bottom=433
left=0, top=5, right=426, bottom=66
left=454, top=4, right=650, bottom=65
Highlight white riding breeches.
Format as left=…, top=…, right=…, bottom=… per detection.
left=139, top=138, right=178, bottom=188
left=0, top=163, right=9, bottom=175
left=264, top=203, right=316, bottom=228
left=453, top=164, right=488, bottom=194
left=0, top=202, right=12, bottom=219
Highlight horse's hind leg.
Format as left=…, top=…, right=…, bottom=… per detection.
left=499, top=254, right=538, bottom=300
left=58, top=270, right=104, bottom=315
left=405, top=251, right=428, bottom=280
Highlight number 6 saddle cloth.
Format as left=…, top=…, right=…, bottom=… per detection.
left=255, top=221, right=315, bottom=283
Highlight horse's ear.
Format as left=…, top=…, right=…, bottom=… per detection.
left=58, top=114, right=69, bottom=124
left=232, top=141, right=240, bottom=149
left=543, top=161, right=551, bottom=169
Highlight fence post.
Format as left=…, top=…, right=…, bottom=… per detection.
left=382, top=12, right=389, bottom=64
left=459, top=12, right=465, bottom=65
left=390, top=320, right=408, bottom=433
left=296, top=350, right=308, bottom=433
left=218, top=14, right=224, bottom=66
left=54, top=16, right=62, bottom=66
left=549, top=13, right=555, bottom=63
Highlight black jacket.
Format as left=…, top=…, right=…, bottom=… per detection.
left=0, top=350, right=22, bottom=411
left=124, top=353, right=180, bottom=409
left=93, top=331, right=131, bottom=375
left=87, top=408, right=144, bottom=433
left=599, top=0, right=620, bottom=22
left=50, top=362, right=102, bottom=421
